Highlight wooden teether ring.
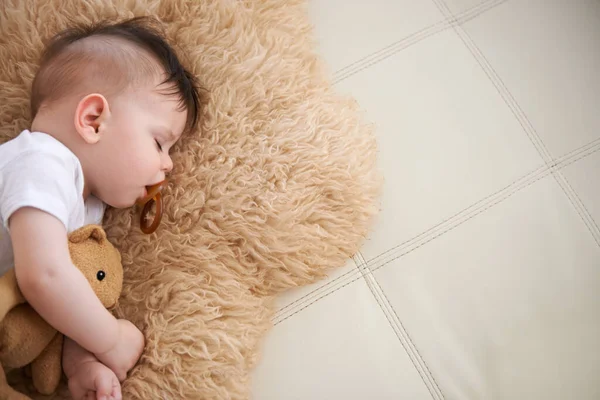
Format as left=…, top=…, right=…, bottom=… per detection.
left=137, top=180, right=167, bottom=234
left=140, top=192, right=163, bottom=234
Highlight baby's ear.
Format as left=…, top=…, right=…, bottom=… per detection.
left=74, top=93, right=110, bottom=144
left=69, top=225, right=107, bottom=244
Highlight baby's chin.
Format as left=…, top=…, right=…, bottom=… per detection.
left=97, top=187, right=145, bottom=209
left=103, top=196, right=138, bottom=209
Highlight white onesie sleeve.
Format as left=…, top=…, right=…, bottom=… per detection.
left=0, top=150, right=79, bottom=231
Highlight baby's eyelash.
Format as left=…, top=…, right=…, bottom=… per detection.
left=155, top=140, right=163, bottom=151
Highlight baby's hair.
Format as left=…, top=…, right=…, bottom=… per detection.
left=30, top=17, right=202, bottom=133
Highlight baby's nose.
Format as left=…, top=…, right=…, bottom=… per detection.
left=162, top=155, right=173, bottom=173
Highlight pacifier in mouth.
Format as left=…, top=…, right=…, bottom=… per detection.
left=136, top=180, right=167, bottom=234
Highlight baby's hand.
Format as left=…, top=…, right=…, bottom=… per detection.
left=67, top=360, right=122, bottom=400
left=95, top=319, right=145, bottom=381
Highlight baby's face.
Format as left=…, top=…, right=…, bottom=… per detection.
left=91, top=85, right=188, bottom=208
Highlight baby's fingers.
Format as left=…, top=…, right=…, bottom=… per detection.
left=112, top=379, right=122, bottom=400
left=110, top=376, right=122, bottom=400
left=95, top=372, right=122, bottom=400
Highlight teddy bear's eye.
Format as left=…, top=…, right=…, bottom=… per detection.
left=97, top=270, right=106, bottom=281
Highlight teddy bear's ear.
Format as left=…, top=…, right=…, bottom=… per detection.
left=69, top=225, right=107, bottom=244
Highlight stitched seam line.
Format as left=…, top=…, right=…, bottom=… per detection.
left=367, top=147, right=600, bottom=274
left=364, top=136, right=600, bottom=266
left=554, top=173, right=600, bottom=245
left=431, top=0, right=600, bottom=246
left=333, top=0, right=508, bottom=84
left=354, top=254, right=439, bottom=399
left=559, top=174, right=600, bottom=244
left=355, top=252, right=444, bottom=400
left=274, top=275, right=364, bottom=325
left=333, top=0, right=505, bottom=76
left=274, top=262, right=371, bottom=315
left=273, top=142, right=600, bottom=322
left=274, top=267, right=365, bottom=323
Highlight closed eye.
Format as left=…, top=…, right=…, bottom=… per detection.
left=155, top=139, right=163, bottom=151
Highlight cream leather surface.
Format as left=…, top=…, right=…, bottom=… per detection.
left=252, top=1, right=600, bottom=399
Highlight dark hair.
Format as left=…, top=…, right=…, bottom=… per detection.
left=31, top=17, right=202, bottom=133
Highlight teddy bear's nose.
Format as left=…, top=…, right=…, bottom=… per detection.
left=108, top=299, right=119, bottom=311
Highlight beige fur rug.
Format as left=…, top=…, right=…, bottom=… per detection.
left=0, top=0, right=380, bottom=398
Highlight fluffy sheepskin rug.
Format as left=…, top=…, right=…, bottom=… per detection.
left=0, top=0, right=380, bottom=398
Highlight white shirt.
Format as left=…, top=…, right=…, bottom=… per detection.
left=0, top=130, right=105, bottom=276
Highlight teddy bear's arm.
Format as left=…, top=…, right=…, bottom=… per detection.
left=0, top=269, right=25, bottom=322
left=0, top=304, right=57, bottom=368
left=31, top=334, right=63, bottom=395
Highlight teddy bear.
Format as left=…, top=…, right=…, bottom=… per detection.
left=0, top=225, right=124, bottom=400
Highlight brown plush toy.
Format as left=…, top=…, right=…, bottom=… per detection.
left=0, top=225, right=123, bottom=400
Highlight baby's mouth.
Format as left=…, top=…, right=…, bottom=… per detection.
left=136, top=180, right=167, bottom=206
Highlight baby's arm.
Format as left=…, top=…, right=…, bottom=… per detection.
left=9, top=207, right=144, bottom=379
left=10, top=207, right=119, bottom=353
left=63, top=337, right=97, bottom=379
